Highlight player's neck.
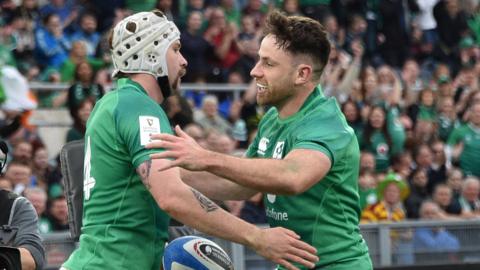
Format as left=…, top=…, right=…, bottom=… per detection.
left=130, top=74, right=165, bottom=103
left=277, top=83, right=315, bottom=119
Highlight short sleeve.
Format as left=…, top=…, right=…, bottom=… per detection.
left=114, top=90, right=173, bottom=168
left=293, top=140, right=334, bottom=166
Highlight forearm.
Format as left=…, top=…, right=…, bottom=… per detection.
left=140, top=160, right=260, bottom=250
left=337, top=59, right=361, bottom=95
left=19, top=247, right=36, bottom=270
left=160, top=184, right=261, bottom=249
left=204, top=151, right=299, bottom=195
left=180, top=169, right=257, bottom=200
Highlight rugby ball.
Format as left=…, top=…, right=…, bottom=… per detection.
left=163, top=236, right=234, bottom=270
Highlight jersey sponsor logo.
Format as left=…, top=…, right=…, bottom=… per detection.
left=272, top=141, right=285, bottom=159
left=257, top=137, right=269, bottom=155
left=139, top=116, right=161, bottom=146
left=267, top=194, right=276, bottom=203
left=266, top=206, right=288, bottom=221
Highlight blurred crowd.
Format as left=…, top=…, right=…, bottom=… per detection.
left=0, top=0, right=479, bottom=256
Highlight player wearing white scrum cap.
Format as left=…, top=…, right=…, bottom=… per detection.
left=62, top=10, right=318, bottom=270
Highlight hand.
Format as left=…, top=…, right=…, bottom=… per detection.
left=351, top=39, right=364, bottom=60
left=252, top=227, right=318, bottom=270
left=146, top=125, right=211, bottom=171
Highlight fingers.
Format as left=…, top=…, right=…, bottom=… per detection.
left=277, top=259, right=299, bottom=270
left=284, top=229, right=300, bottom=239
left=147, top=133, right=179, bottom=145
left=285, top=254, right=315, bottom=269
left=174, top=125, right=189, bottom=139
left=150, top=151, right=178, bottom=160
left=290, top=238, right=317, bottom=255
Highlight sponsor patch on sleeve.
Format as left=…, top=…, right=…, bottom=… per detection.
left=139, top=116, right=161, bottom=145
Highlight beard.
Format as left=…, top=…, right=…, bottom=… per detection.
left=170, top=68, right=186, bottom=91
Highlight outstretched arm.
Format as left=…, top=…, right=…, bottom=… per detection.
left=147, top=126, right=331, bottom=195
left=137, top=159, right=318, bottom=270
left=180, top=169, right=258, bottom=201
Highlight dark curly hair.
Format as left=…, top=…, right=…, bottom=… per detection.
left=262, top=10, right=331, bottom=81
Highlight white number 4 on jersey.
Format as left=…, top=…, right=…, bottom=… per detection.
left=84, top=136, right=96, bottom=200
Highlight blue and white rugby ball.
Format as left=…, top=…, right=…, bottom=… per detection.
left=163, top=236, right=234, bottom=270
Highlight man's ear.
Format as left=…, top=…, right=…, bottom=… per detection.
left=294, top=64, right=313, bottom=85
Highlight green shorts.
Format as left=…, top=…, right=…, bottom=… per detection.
left=319, top=253, right=373, bottom=270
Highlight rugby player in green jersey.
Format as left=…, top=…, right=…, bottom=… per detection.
left=148, top=10, right=373, bottom=269
left=61, top=10, right=318, bottom=270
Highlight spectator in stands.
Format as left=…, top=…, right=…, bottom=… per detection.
left=39, top=0, right=78, bottom=31
left=446, top=167, right=464, bottom=206
left=241, top=0, right=268, bottom=28
left=12, top=0, right=41, bottom=26
left=416, top=0, right=439, bottom=57
left=281, top=0, right=302, bottom=17
left=322, top=13, right=344, bottom=47
left=0, top=175, right=13, bottom=190
left=407, top=88, right=437, bottom=127
left=413, top=200, right=460, bottom=263
left=34, top=13, right=70, bottom=69
left=231, top=34, right=258, bottom=83
left=4, top=160, right=32, bottom=195
left=66, top=97, right=93, bottom=142
left=391, top=151, right=414, bottom=179
left=458, top=177, right=480, bottom=217
left=59, top=41, right=107, bottom=83
left=437, top=97, right=460, bottom=142
left=46, top=195, right=69, bottom=231
left=64, top=61, right=104, bottom=113
left=375, top=65, right=403, bottom=106
left=359, top=106, right=404, bottom=172
left=9, top=14, right=36, bottom=72
left=180, top=11, right=214, bottom=83
left=195, top=94, right=232, bottom=135
left=361, top=173, right=413, bottom=263
left=343, top=14, right=366, bottom=56
left=401, top=59, right=422, bottom=105
left=433, top=0, right=469, bottom=73
left=360, top=151, right=377, bottom=174
left=11, top=140, right=33, bottom=164
left=358, top=166, right=378, bottom=211
left=447, top=102, right=480, bottom=177
left=432, top=184, right=462, bottom=218
left=156, top=0, right=175, bottom=21
left=69, top=12, right=101, bottom=57
left=183, top=123, right=207, bottom=148
left=31, top=146, right=61, bottom=189
left=362, top=173, right=409, bottom=223
left=24, top=187, right=52, bottom=233
left=327, top=39, right=363, bottom=103
left=405, top=168, right=430, bottom=219
left=203, top=7, right=240, bottom=82
left=378, top=0, right=416, bottom=67
left=428, top=140, right=448, bottom=189
left=356, top=65, right=378, bottom=105
left=164, top=94, right=194, bottom=128
left=341, top=99, right=363, bottom=138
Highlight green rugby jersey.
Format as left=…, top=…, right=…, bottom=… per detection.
left=447, top=123, right=480, bottom=177
left=246, top=86, right=370, bottom=269
left=63, top=79, right=172, bottom=270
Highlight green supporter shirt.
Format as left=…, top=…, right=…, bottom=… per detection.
left=447, top=123, right=480, bottom=177
left=246, top=86, right=369, bottom=269
left=63, top=79, right=172, bottom=270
